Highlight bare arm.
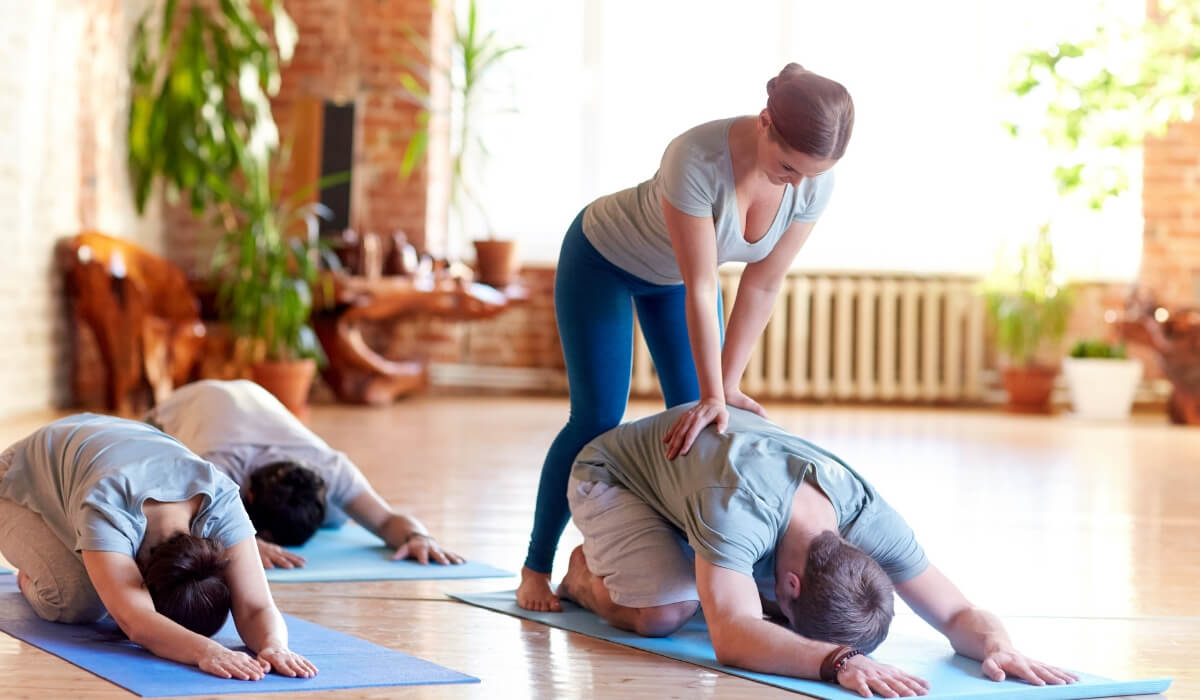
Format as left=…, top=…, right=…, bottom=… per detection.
left=722, top=220, right=816, bottom=393
left=82, top=550, right=269, bottom=680
left=696, top=557, right=928, bottom=697
left=896, top=565, right=1078, bottom=685
left=660, top=198, right=727, bottom=458
left=224, top=537, right=318, bottom=677
left=663, top=197, right=725, bottom=405
left=343, top=485, right=463, bottom=564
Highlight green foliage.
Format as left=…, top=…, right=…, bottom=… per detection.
left=1006, top=0, right=1200, bottom=210
left=398, top=0, right=523, bottom=239
left=211, top=134, right=347, bottom=364
left=129, top=0, right=338, bottom=363
left=1069, top=339, right=1128, bottom=359
left=981, top=226, right=1075, bottom=367
left=128, top=0, right=297, bottom=214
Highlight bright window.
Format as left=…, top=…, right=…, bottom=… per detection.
left=469, top=0, right=1143, bottom=280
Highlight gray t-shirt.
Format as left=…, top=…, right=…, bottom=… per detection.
left=150, top=380, right=369, bottom=527
left=0, top=414, right=254, bottom=558
left=571, top=404, right=927, bottom=589
left=582, top=117, right=836, bottom=285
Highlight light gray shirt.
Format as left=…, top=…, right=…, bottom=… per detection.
left=572, top=404, right=927, bottom=589
left=150, top=380, right=370, bottom=527
left=0, top=414, right=254, bottom=559
left=582, top=117, right=836, bottom=285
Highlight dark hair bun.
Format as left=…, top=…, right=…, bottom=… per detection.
left=767, top=62, right=807, bottom=95
left=140, top=534, right=232, bottom=637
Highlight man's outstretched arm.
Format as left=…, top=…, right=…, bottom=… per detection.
left=343, top=484, right=464, bottom=564
left=697, top=558, right=929, bottom=697
left=895, top=565, right=1078, bottom=686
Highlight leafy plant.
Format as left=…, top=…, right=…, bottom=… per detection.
left=212, top=135, right=346, bottom=364
left=1069, top=339, right=1128, bottom=359
left=398, top=0, right=524, bottom=242
left=128, top=0, right=297, bottom=214
left=981, top=225, right=1075, bottom=367
left=1006, top=0, right=1200, bottom=210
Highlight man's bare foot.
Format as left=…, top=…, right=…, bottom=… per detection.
left=517, top=566, right=561, bottom=612
left=16, top=570, right=34, bottom=601
left=556, top=545, right=591, bottom=604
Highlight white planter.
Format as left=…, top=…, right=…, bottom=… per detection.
left=1062, top=358, right=1143, bottom=420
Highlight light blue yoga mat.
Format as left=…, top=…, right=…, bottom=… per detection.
left=452, top=590, right=1172, bottom=699
left=0, top=575, right=477, bottom=696
left=265, top=523, right=512, bottom=582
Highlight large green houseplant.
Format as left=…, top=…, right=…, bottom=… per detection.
left=399, top=0, right=524, bottom=287
left=128, top=0, right=327, bottom=412
left=981, top=226, right=1075, bottom=412
left=1007, top=1, right=1200, bottom=211
left=211, top=136, right=334, bottom=415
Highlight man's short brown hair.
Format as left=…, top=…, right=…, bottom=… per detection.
left=787, top=531, right=894, bottom=653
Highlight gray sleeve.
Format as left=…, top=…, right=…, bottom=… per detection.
left=793, top=170, right=836, bottom=223
left=845, top=498, right=928, bottom=584
left=684, top=488, right=776, bottom=576
left=76, top=506, right=137, bottom=557
left=659, top=137, right=717, bottom=217
left=320, top=452, right=370, bottom=527
left=204, top=486, right=257, bottom=548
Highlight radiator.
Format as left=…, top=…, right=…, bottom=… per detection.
left=631, top=271, right=987, bottom=403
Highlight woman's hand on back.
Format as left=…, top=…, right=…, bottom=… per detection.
left=725, top=387, right=767, bottom=419
left=664, top=397, right=728, bottom=459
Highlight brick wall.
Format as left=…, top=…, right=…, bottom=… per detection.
left=1142, top=119, right=1200, bottom=307
left=163, top=0, right=442, bottom=278
left=0, top=0, right=162, bottom=421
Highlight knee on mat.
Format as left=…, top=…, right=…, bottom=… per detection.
left=633, top=601, right=698, bottom=638
left=26, top=575, right=107, bottom=624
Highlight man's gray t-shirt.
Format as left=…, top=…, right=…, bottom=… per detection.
left=582, top=117, right=836, bottom=286
left=571, top=404, right=927, bottom=589
left=0, top=414, right=254, bottom=559
left=150, top=380, right=369, bottom=527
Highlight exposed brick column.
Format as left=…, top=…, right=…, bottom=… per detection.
left=271, top=0, right=442, bottom=252
left=1142, top=120, right=1200, bottom=306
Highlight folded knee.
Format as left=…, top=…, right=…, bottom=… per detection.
left=633, top=601, right=698, bottom=638
left=24, top=575, right=106, bottom=624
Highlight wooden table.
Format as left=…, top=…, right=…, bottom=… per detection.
left=313, top=272, right=528, bottom=404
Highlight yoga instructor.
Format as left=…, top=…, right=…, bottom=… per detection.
left=519, top=63, right=854, bottom=610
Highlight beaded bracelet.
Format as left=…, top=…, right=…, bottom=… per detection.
left=819, top=645, right=862, bottom=682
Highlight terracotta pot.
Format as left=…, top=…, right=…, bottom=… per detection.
left=250, top=359, right=316, bottom=417
left=1002, top=365, right=1059, bottom=414
left=473, top=239, right=518, bottom=288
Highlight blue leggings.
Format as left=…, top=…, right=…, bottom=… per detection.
left=524, top=209, right=723, bottom=573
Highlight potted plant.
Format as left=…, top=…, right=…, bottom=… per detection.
left=1061, top=339, right=1142, bottom=420
left=211, top=138, right=334, bottom=417
left=981, top=225, right=1074, bottom=413
left=399, top=0, right=524, bottom=288
left=128, top=0, right=335, bottom=414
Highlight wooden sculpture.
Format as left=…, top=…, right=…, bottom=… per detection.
left=58, top=232, right=206, bottom=415
left=315, top=271, right=525, bottom=405
left=1116, top=287, right=1200, bottom=425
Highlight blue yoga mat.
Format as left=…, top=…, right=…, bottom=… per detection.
left=452, top=590, right=1172, bottom=699
left=265, top=523, right=512, bottom=582
left=0, top=575, right=477, bottom=696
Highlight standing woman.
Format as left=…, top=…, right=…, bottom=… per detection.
left=0, top=413, right=317, bottom=681
left=519, top=64, right=854, bottom=610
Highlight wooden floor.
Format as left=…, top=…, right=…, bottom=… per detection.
left=0, top=396, right=1197, bottom=698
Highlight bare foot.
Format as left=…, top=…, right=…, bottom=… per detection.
left=556, top=545, right=590, bottom=604
left=16, top=570, right=33, bottom=601
left=517, top=566, right=561, bottom=612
